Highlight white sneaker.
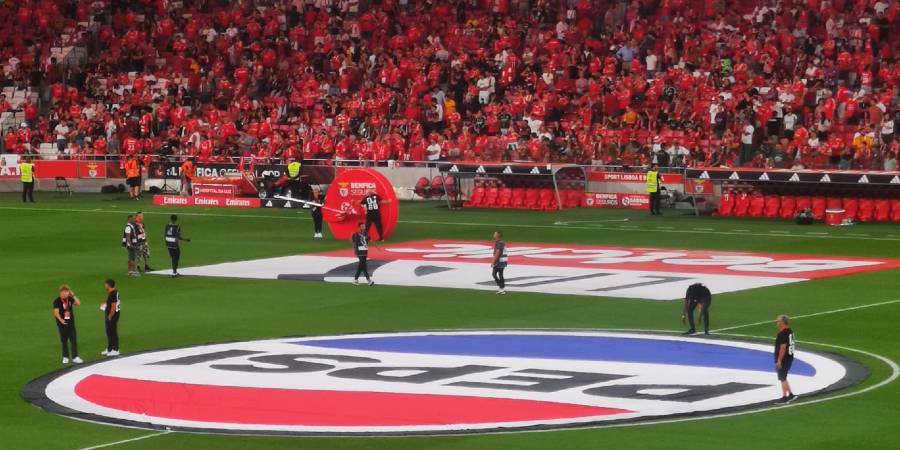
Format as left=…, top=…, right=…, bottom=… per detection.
left=101, top=350, right=109, bottom=355
left=73, top=357, right=84, bottom=364
left=62, top=357, right=69, bottom=364
left=496, top=289, right=506, bottom=295
left=107, top=350, right=120, bottom=356
left=315, top=233, right=322, bottom=238
left=352, top=279, right=359, bottom=285
left=368, top=279, right=375, bottom=286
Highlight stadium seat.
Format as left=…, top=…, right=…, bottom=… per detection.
left=779, top=196, right=796, bottom=219
left=891, top=200, right=900, bottom=222
left=843, top=198, right=859, bottom=220
left=430, top=176, right=445, bottom=198
left=749, top=193, right=766, bottom=217
left=811, top=197, right=827, bottom=219
left=413, top=177, right=430, bottom=199
left=718, top=191, right=736, bottom=216
left=444, top=176, right=458, bottom=198
left=858, top=199, right=875, bottom=221
left=826, top=197, right=843, bottom=210
left=795, top=197, right=812, bottom=214
left=764, top=195, right=780, bottom=218
left=483, top=185, right=500, bottom=208
left=496, top=187, right=513, bottom=208
left=510, top=188, right=526, bottom=208
left=733, top=192, right=750, bottom=217
left=538, top=189, right=557, bottom=211
left=874, top=199, right=891, bottom=221
left=565, top=190, right=582, bottom=209
left=523, top=188, right=539, bottom=209
left=464, top=185, right=485, bottom=208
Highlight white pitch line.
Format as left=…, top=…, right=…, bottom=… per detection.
left=693, top=228, right=714, bottom=231
left=5, top=205, right=900, bottom=242
left=769, top=231, right=790, bottom=234
left=711, top=299, right=900, bottom=332
left=806, top=232, right=828, bottom=235
left=657, top=226, right=674, bottom=229
left=846, top=233, right=869, bottom=237
left=74, top=431, right=171, bottom=450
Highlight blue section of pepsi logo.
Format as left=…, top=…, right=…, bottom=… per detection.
left=299, top=334, right=815, bottom=376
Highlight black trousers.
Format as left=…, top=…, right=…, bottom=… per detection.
left=492, top=267, right=505, bottom=289
left=105, top=317, right=119, bottom=351
left=365, top=213, right=384, bottom=240
left=355, top=255, right=370, bottom=280
left=168, top=247, right=180, bottom=272
left=57, top=325, right=78, bottom=358
left=23, top=181, right=34, bottom=203
left=649, top=191, right=661, bottom=214
left=686, top=303, right=709, bottom=334
left=312, top=209, right=323, bottom=233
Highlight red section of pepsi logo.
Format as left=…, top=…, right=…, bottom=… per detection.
left=74, top=375, right=628, bottom=426
left=323, top=169, right=399, bottom=240
left=312, top=240, right=900, bottom=279
left=152, top=195, right=260, bottom=208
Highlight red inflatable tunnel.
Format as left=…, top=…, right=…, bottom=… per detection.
left=323, top=169, right=400, bottom=240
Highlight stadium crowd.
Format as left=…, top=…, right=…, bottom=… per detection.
left=3, top=0, right=900, bottom=172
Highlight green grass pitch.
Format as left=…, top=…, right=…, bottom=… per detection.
left=1, top=192, right=899, bottom=450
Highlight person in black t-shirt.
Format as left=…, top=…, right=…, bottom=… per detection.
left=351, top=222, right=374, bottom=286
left=164, top=214, right=190, bottom=278
left=53, top=285, right=82, bottom=364
left=775, top=315, right=796, bottom=403
left=310, top=186, right=325, bottom=238
left=682, top=283, right=712, bottom=335
left=355, top=189, right=392, bottom=241
left=101, top=279, right=121, bottom=356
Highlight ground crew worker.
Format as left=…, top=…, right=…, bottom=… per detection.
left=53, top=285, right=82, bottom=364
left=492, top=231, right=508, bottom=295
left=20, top=156, right=35, bottom=203
left=647, top=163, right=661, bottom=215
left=180, top=158, right=195, bottom=196
left=123, top=215, right=139, bottom=276
left=164, top=214, right=190, bottom=277
left=124, top=155, right=141, bottom=201
left=310, top=186, right=325, bottom=238
left=774, top=315, right=796, bottom=404
left=351, top=222, right=375, bottom=286
left=135, top=211, right=154, bottom=273
left=101, top=279, right=121, bottom=356
left=682, top=283, right=712, bottom=335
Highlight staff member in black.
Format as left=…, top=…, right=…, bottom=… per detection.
left=310, top=186, right=325, bottom=238
left=164, top=214, right=190, bottom=278
left=682, top=283, right=712, bottom=335
left=351, top=222, right=375, bottom=286
left=101, top=279, right=121, bottom=356
left=123, top=215, right=139, bottom=276
left=355, top=189, right=392, bottom=241
left=775, top=315, right=796, bottom=403
left=53, top=285, right=82, bottom=364
left=492, top=231, right=508, bottom=295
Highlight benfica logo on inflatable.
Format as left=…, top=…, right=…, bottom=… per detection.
left=23, top=330, right=864, bottom=436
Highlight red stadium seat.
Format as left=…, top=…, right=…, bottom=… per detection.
left=733, top=192, right=750, bottom=217
left=891, top=200, right=900, bottom=222
left=496, top=187, right=513, bottom=208
left=510, top=188, right=526, bottom=208
left=444, top=176, right=458, bottom=197
left=413, top=177, right=430, bottom=198
left=718, top=191, right=736, bottom=216
left=464, top=185, right=485, bottom=208
left=826, top=197, right=842, bottom=210
left=779, top=196, right=796, bottom=218
left=875, top=199, right=891, bottom=221
left=843, top=198, right=859, bottom=220
left=795, top=197, right=812, bottom=213
left=858, top=199, right=875, bottom=221
left=565, top=190, right=582, bottom=209
left=430, top=176, right=445, bottom=198
left=764, top=195, right=780, bottom=218
left=523, top=188, right=540, bottom=209
left=811, top=197, right=827, bottom=219
left=538, top=189, right=557, bottom=211
left=483, top=186, right=500, bottom=207
left=749, top=193, right=766, bottom=217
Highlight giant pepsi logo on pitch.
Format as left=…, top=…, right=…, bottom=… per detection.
left=23, top=331, right=864, bottom=436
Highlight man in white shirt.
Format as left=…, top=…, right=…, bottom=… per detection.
left=477, top=75, right=492, bottom=105
left=645, top=49, right=658, bottom=79
left=55, top=121, right=71, bottom=155
left=426, top=137, right=442, bottom=161
left=667, top=139, right=690, bottom=165
left=740, top=119, right=755, bottom=166
left=782, top=106, right=798, bottom=139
